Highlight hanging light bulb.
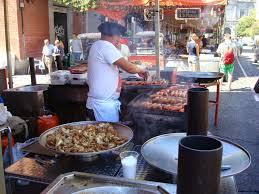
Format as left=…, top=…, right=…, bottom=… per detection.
left=180, top=24, right=183, bottom=30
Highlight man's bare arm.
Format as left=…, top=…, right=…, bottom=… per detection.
left=196, top=44, right=200, bottom=57
left=114, top=58, right=145, bottom=74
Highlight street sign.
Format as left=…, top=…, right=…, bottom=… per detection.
left=175, top=8, right=201, bottom=20
left=144, top=8, right=164, bottom=21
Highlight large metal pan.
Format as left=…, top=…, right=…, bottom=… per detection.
left=39, top=121, right=133, bottom=157
left=177, top=71, right=224, bottom=83
left=141, top=133, right=251, bottom=178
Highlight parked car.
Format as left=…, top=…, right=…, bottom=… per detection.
left=242, top=37, right=254, bottom=47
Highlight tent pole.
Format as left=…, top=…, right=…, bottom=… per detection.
left=4, top=0, right=13, bottom=89
left=154, top=0, right=160, bottom=79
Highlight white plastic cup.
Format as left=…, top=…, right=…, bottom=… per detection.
left=120, top=151, right=139, bottom=179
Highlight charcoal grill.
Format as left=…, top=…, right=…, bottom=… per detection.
left=127, top=91, right=186, bottom=144
left=128, top=92, right=186, bottom=117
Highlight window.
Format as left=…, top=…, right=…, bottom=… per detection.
left=239, top=9, right=249, bottom=18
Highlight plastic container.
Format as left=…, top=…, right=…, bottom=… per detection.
left=50, top=70, right=70, bottom=85
left=36, top=114, right=59, bottom=136
left=1, top=135, right=14, bottom=154
left=69, top=72, right=87, bottom=85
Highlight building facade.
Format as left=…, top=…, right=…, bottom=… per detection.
left=225, top=0, right=256, bottom=36
left=0, top=0, right=88, bottom=73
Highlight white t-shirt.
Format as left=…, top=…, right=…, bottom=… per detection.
left=217, top=40, right=237, bottom=58
left=87, top=40, right=123, bottom=100
left=71, top=39, right=82, bottom=53
left=42, top=44, right=54, bottom=56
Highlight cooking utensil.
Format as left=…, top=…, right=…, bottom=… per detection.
left=141, top=133, right=251, bottom=177
left=177, top=71, right=224, bottom=83
left=41, top=172, right=175, bottom=194
left=39, top=121, right=133, bottom=157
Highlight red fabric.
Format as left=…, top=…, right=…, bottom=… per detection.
left=94, top=8, right=128, bottom=21
left=94, top=0, right=227, bottom=20
left=159, top=0, right=227, bottom=6
left=98, top=0, right=227, bottom=7
left=223, top=48, right=235, bottom=65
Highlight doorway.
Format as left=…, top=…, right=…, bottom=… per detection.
left=54, top=12, right=68, bottom=54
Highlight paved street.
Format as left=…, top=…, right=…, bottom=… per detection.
left=209, top=47, right=259, bottom=194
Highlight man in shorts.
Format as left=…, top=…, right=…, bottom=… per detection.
left=217, top=33, right=236, bottom=91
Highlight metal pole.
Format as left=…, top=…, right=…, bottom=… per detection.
left=154, top=0, right=160, bottom=79
left=3, top=0, right=13, bottom=89
left=0, top=135, right=6, bottom=194
left=29, top=57, right=37, bottom=85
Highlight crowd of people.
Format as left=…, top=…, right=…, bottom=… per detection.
left=184, top=30, right=237, bottom=91
left=41, top=37, right=65, bottom=73
left=41, top=33, right=83, bottom=73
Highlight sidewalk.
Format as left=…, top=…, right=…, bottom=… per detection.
left=209, top=47, right=259, bottom=193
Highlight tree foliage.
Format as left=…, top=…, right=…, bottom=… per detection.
left=53, top=0, right=97, bottom=11
left=236, top=9, right=256, bottom=37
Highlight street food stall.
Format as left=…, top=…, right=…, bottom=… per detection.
left=77, top=33, right=101, bottom=61
left=1, top=0, right=253, bottom=194
left=129, top=31, right=165, bottom=69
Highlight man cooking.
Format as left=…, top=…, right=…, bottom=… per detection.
left=87, top=22, right=148, bottom=122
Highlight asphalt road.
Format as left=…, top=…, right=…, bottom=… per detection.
left=209, top=47, right=259, bottom=194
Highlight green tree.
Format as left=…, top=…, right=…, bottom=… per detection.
left=53, top=0, right=97, bottom=11
left=236, top=9, right=256, bottom=37
left=252, top=21, right=259, bottom=36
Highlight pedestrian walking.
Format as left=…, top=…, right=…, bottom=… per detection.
left=53, top=40, right=64, bottom=70
left=70, top=33, right=83, bottom=61
left=217, top=33, right=236, bottom=91
left=42, top=39, right=55, bottom=73
left=186, top=33, right=200, bottom=72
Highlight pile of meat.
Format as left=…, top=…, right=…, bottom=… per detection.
left=69, top=64, right=87, bottom=74
left=142, top=85, right=190, bottom=112
left=123, top=80, right=167, bottom=86
left=46, top=123, right=128, bottom=153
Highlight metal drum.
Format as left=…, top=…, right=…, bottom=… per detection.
left=141, top=133, right=251, bottom=177
left=39, top=121, right=133, bottom=158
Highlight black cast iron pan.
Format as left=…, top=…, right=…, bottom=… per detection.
left=177, top=71, right=224, bottom=83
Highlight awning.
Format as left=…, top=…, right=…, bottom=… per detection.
left=95, top=8, right=128, bottom=21
left=159, top=0, right=228, bottom=6
left=97, top=0, right=227, bottom=7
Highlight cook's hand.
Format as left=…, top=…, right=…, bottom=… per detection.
left=138, top=70, right=149, bottom=81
